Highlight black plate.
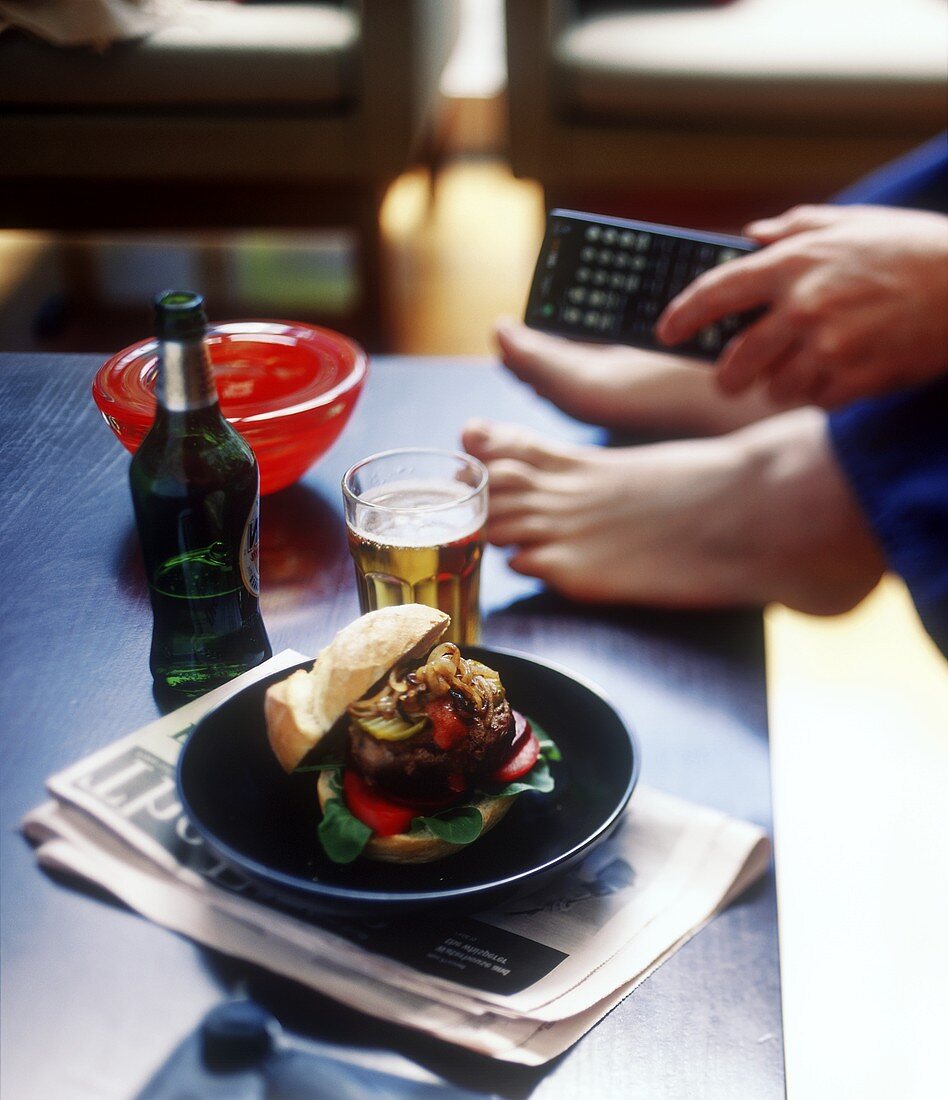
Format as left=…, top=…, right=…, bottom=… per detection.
left=177, top=646, right=640, bottom=916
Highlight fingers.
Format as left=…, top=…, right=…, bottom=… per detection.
left=764, top=352, right=827, bottom=407
left=715, top=313, right=798, bottom=396
left=745, top=204, right=843, bottom=243
left=656, top=254, right=776, bottom=346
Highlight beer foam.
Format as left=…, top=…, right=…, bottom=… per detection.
left=349, top=478, right=485, bottom=548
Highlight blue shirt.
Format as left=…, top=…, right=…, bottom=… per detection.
left=828, top=133, right=948, bottom=653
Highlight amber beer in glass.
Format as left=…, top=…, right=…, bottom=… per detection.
left=342, top=449, right=489, bottom=645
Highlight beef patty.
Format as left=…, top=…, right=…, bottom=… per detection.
left=347, top=696, right=515, bottom=801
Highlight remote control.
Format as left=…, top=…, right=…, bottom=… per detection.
left=524, top=209, right=759, bottom=360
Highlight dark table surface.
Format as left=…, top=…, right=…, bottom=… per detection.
left=0, top=352, right=784, bottom=1099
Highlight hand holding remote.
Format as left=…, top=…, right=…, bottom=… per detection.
left=657, top=204, right=948, bottom=408
left=524, top=210, right=756, bottom=361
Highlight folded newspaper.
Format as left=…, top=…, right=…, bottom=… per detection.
left=23, top=652, right=770, bottom=1066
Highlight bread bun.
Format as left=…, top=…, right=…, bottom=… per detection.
left=316, top=770, right=515, bottom=863
left=265, top=605, right=450, bottom=772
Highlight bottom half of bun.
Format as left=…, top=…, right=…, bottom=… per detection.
left=316, top=770, right=515, bottom=864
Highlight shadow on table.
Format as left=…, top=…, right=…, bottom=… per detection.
left=484, top=589, right=769, bottom=743
left=113, top=482, right=351, bottom=608
left=199, top=951, right=554, bottom=1099
left=31, top=858, right=548, bottom=1095
left=112, top=482, right=355, bottom=713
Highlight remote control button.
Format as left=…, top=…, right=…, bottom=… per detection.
left=597, top=249, right=613, bottom=265
left=583, top=310, right=601, bottom=327
left=567, top=287, right=587, bottom=304
left=717, top=248, right=742, bottom=263
left=625, top=274, right=641, bottom=293
left=619, top=231, right=636, bottom=248
left=576, top=267, right=591, bottom=282
left=585, top=226, right=601, bottom=241
left=563, top=306, right=582, bottom=324
left=631, top=255, right=647, bottom=271
left=598, top=312, right=617, bottom=331
left=591, top=271, right=608, bottom=286
left=610, top=272, right=626, bottom=289
left=602, top=228, right=618, bottom=246
left=614, top=252, right=629, bottom=269
left=581, top=246, right=597, bottom=262
left=635, top=232, right=651, bottom=251
left=589, top=291, right=622, bottom=310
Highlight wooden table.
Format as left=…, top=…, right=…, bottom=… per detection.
left=0, top=353, right=784, bottom=1098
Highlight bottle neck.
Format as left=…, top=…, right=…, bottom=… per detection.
left=156, top=337, right=219, bottom=413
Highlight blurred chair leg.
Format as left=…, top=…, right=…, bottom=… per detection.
left=32, top=239, right=98, bottom=343
left=353, top=183, right=391, bottom=353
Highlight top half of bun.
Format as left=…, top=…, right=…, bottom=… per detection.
left=265, top=604, right=450, bottom=772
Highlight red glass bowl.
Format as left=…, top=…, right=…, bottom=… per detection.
left=93, top=320, right=367, bottom=495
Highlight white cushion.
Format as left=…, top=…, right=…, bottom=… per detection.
left=554, top=0, right=948, bottom=126
left=0, top=2, right=359, bottom=107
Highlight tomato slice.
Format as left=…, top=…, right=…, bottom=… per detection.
left=425, top=697, right=470, bottom=749
left=343, top=770, right=415, bottom=836
left=490, top=730, right=540, bottom=784
left=509, top=710, right=530, bottom=754
left=388, top=788, right=459, bottom=813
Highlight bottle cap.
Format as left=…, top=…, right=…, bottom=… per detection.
left=154, top=290, right=208, bottom=341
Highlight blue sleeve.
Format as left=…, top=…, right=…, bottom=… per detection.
left=827, top=135, right=948, bottom=654
left=832, top=131, right=948, bottom=210
left=829, top=377, right=948, bottom=655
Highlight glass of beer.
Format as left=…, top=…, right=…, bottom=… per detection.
left=342, top=448, right=489, bottom=644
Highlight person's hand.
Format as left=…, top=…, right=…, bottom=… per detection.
left=655, top=205, right=948, bottom=408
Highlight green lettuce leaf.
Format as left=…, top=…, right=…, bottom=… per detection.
left=312, top=714, right=560, bottom=863
left=316, top=771, right=372, bottom=864
left=411, top=805, right=484, bottom=844
left=532, top=722, right=562, bottom=762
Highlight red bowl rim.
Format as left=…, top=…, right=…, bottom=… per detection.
left=93, top=319, right=368, bottom=425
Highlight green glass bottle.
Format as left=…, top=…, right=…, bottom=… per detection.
left=129, top=291, right=272, bottom=697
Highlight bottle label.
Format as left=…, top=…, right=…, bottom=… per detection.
left=240, top=499, right=261, bottom=597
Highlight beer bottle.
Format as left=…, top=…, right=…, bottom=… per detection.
left=129, top=290, right=272, bottom=697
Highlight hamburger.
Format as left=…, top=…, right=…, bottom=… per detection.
left=264, top=605, right=557, bottom=864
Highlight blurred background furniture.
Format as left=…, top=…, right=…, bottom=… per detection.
left=505, top=0, right=947, bottom=227
left=0, top=1, right=460, bottom=348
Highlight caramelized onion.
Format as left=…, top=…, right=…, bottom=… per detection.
left=346, top=642, right=502, bottom=723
